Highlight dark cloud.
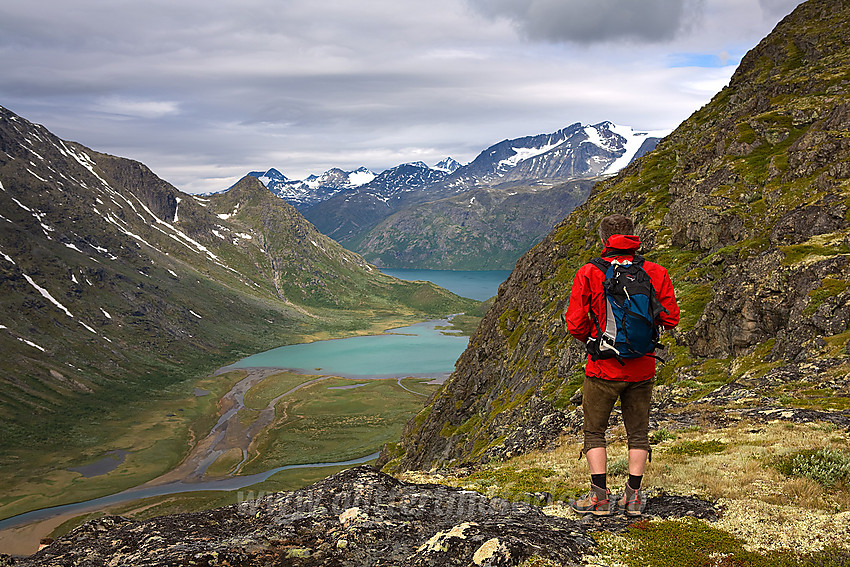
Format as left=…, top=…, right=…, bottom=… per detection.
left=467, top=0, right=703, bottom=44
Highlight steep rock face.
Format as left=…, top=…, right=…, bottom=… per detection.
left=381, top=0, right=850, bottom=472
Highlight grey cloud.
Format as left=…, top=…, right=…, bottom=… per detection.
left=758, top=0, right=805, bottom=20
left=467, top=0, right=704, bottom=44
left=0, top=0, right=794, bottom=194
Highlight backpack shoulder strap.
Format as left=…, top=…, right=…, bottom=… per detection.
left=588, top=257, right=610, bottom=273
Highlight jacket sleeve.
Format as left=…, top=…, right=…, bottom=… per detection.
left=655, top=267, right=680, bottom=329
left=564, top=266, right=593, bottom=342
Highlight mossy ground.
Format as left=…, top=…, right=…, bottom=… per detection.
left=396, top=419, right=850, bottom=565
left=591, top=517, right=850, bottom=567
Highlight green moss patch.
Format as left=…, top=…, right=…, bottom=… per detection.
left=458, top=466, right=572, bottom=504
left=781, top=243, right=845, bottom=266
left=650, top=429, right=677, bottom=445
left=595, top=517, right=848, bottom=567
left=673, top=282, right=712, bottom=331
left=805, top=277, right=850, bottom=316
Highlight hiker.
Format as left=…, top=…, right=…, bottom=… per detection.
left=563, top=214, right=679, bottom=516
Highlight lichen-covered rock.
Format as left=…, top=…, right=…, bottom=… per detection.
left=16, top=466, right=719, bottom=567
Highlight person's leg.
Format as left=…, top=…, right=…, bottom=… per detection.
left=628, top=448, right=648, bottom=488
left=587, top=447, right=607, bottom=490
left=571, top=375, right=621, bottom=515
left=581, top=375, right=620, bottom=482
left=618, top=378, right=653, bottom=515
left=586, top=447, right=607, bottom=475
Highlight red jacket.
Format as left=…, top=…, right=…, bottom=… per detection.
left=564, top=234, right=679, bottom=382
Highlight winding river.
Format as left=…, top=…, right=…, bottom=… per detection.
left=0, top=317, right=468, bottom=533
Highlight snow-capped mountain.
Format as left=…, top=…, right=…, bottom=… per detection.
left=255, top=122, right=665, bottom=247
left=249, top=159, right=460, bottom=212
left=302, top=160, right=459, bottom=242
left=434, top=157, right=462, bottom=173
left=362, top=161, right=452, bottom=202
left=251, top=167, right=289, bottom=186
left=450, top=122, right=665, bottom=188
left=248, top=166, right=376, bottom=211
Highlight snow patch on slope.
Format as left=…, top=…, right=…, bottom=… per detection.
left=498, top=140, right=565, bottom=170
left=604, top=124, right=668, bottom=174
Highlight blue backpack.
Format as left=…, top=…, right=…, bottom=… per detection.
left=585, top=255, right=667, bottom=365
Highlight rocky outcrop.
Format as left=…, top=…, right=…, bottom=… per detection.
left=11, top=466, right=717, bottom=567
left=383, top=0, right=850, bottom=472
left=689, top=253, right=850, bottom=359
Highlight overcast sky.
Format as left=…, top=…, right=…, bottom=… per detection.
left=1, top=0, right=804, bottom=194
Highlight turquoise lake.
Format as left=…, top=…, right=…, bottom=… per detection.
left=230, top=319, right=468, bottom=378
left=230, top=269, right=510, bottom=377
left=380, top=268, right=511, bottom=300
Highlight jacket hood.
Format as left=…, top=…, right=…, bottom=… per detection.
left=602, top=234, right=641, bottom=256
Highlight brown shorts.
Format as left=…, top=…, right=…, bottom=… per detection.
left=582, top=375, right=653, bottom=454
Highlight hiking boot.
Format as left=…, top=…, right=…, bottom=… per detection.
left=618, top=483, right=646, bottom=516
left=569, top=484, right=614, bottom=516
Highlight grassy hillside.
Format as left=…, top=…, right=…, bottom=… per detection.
left=354, top=179, right=596, bottom=270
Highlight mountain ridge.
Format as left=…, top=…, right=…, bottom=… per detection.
left=296, top=122, right=662, bottom=269
left=252, top=121, right=661, bottom=215
left=0, top=105, right=475, bottom=455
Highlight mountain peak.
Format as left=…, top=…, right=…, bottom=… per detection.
left=251, top=166, right=377, bottom=210
left=455, top=121, right=666, bottom=184
left=248, top=168, right=288, bottom=186
left=434, top=157, right=462, bottom=173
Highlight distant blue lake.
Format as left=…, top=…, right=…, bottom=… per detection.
left=230, top=319, right=468, bottom=378
left=380, top=268, right=511, bottom=300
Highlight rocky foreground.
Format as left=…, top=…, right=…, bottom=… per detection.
left=5, top=466, right=715, bottom=567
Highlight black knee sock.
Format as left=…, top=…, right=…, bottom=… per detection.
left=628, top=474, right=642, bottom=490
left=591, top=473, right=607, bottom=490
